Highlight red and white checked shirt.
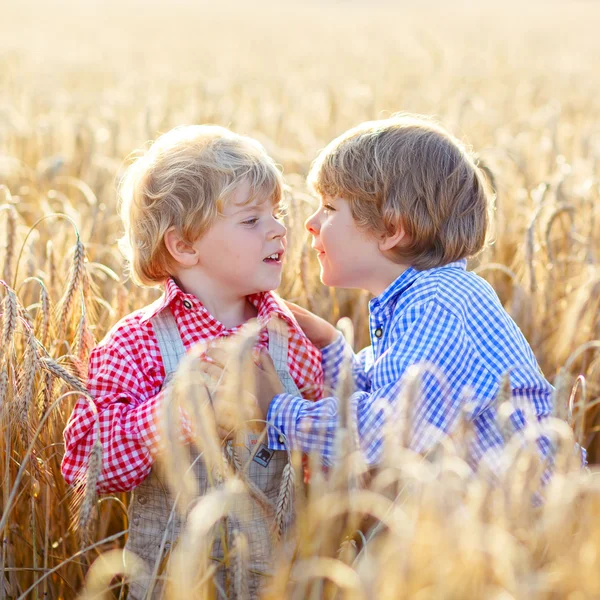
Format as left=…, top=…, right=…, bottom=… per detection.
left=61, top=278, right=324, bottom=493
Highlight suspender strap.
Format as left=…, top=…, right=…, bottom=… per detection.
left=266, top=317, right=301, bottom=396
left=150, top=307, right=187, bottom=378
left=151, top=307, right=300, bottom=397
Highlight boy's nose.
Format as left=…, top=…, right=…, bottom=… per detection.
left=305, top=210, right=320, bottom=235
left=270, top=218, right=287, bottom=239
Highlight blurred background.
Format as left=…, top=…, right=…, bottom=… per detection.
left=3, top=0, right=599, bottom=389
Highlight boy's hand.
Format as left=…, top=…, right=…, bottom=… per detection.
left=284, top=300, right=338, bottom=349
left=199, top=347, right=284, bottom=437
left=253, top=350, right=284, bottom=418
left=196, top=348, right=239, bottom=439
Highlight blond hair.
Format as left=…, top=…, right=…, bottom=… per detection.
left=118, top=125, right=283, bottom=286
left=308, top=114, right=495, bottom=270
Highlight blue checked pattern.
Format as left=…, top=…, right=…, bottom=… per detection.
left=267, top=260, right=558, bottom=471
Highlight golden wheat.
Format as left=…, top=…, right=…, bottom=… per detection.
left=0, top=0, right=599, bottom=597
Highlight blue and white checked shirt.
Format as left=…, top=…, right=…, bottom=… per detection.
left=267, top=259, right=555, bottom=471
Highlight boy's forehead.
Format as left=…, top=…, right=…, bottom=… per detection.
left=222, top=192, right=278, bottom=215
left=319, top=194, right=341, bottom=203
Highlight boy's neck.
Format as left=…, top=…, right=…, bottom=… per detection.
left=367, top=262, right=411, bottom=297
left=171, top=272, right=258, bottom=329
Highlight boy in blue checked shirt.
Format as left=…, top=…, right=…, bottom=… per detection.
left=204, top=114, right=559, bottom=473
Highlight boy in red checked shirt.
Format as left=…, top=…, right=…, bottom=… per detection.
left=61, top=125, right=324, bottom=599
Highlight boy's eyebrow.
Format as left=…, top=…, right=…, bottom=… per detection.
left=231, top=199, right=280, bottom=215
left=231, top=205, right=256, bottom=215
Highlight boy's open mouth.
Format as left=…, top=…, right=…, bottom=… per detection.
left=263, top=250, right=284, bottom=264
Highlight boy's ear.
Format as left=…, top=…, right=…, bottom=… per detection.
left=378, top=222, right=409, bottom=252
left=164, top=227, right=199, bottom=267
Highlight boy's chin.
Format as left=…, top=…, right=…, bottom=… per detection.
left=256, top=275, right=283, bottom=293
left=321, top=269, right=358, bottom=289
left=320, top=270, right=342, bottom=288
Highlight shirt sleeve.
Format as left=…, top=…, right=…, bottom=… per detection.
left=320, top=333, right=373, bottom=393
left=61, top=342, right=192, bottom=494
left=267, top=301, right=471, bottom=464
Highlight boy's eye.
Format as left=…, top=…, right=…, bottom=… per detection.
left=323, top=204, right=336, bottom=213
left=242, top=217, right=259, bottom=226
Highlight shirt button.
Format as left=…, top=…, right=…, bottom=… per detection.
left=278, top=434, right=286, bottom=444
left=183, top=299, right=192, bottom=309
left=374, top=327, right=383, bottom=338
left=137, top=495, right=147, bottom=505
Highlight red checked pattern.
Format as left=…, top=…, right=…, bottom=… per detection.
left=61, top=278, right=323, bottom=493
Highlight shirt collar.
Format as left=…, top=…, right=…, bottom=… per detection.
left=139, top=277, right=292, bottom=328
left=248, top=291, right=294, bottom=328
left=139, top=278, right=182, bottom=324
left=369, top=259, right=467, bottom=315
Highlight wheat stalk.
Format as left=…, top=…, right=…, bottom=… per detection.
left=159, top=383, right=199, bottom=514
left=228, top=440, right=276, bottom=515
left=45, top=240, right=58, bottom=300
left=167, top=481, right=245, bottom=598
left=299, top=241, right=313, bottom=312
left=0, top=368, right=8, bottom=417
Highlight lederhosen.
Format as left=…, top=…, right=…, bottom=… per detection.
left=124, top=308, right=299, bottom=599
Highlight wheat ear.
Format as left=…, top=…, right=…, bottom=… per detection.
left=273, top=462, right=295, bottom=542
left=1, top=287, right=18, bottom=364
left=17, top=330, right=38, bottom=451
left=39, top=356, right=91, bottom=397
left=79, top=438, right=102, bottom=548
left=41, top=371, right=54, bottom=419
left=73, top=310, right=93, bottom=376
left=38, top=283, right=51, bottom=348
left=1, top=203, right=17, bottom=286
left=232, top=529, right=249, bottom=600
left=57, top=238, right=85, bottom=337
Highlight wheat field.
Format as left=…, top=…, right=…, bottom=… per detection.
left=1, top=0, right=600, bottom=598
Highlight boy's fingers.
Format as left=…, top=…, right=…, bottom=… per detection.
left=216, top=425, right=234, bottom=440
left=204, top=347, right=228, bottom=368
left=283, top=300, right=309, bottom=317
left=257, top=351, right=285, bottom=396
left=257, top=350, right=277, bottom=375
left=282, top=299, right=301, bottom=311
left=200, top=363, right=223, bottom=382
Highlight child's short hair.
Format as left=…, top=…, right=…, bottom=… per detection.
left=118, top=125, right=283, bottom=286
left=307, top=114, right=494, bottom=269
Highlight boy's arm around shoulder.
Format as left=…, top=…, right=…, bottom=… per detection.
left=61, top=329, right=189, bottom=494
left=267, top=300, right=469, bottom=464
